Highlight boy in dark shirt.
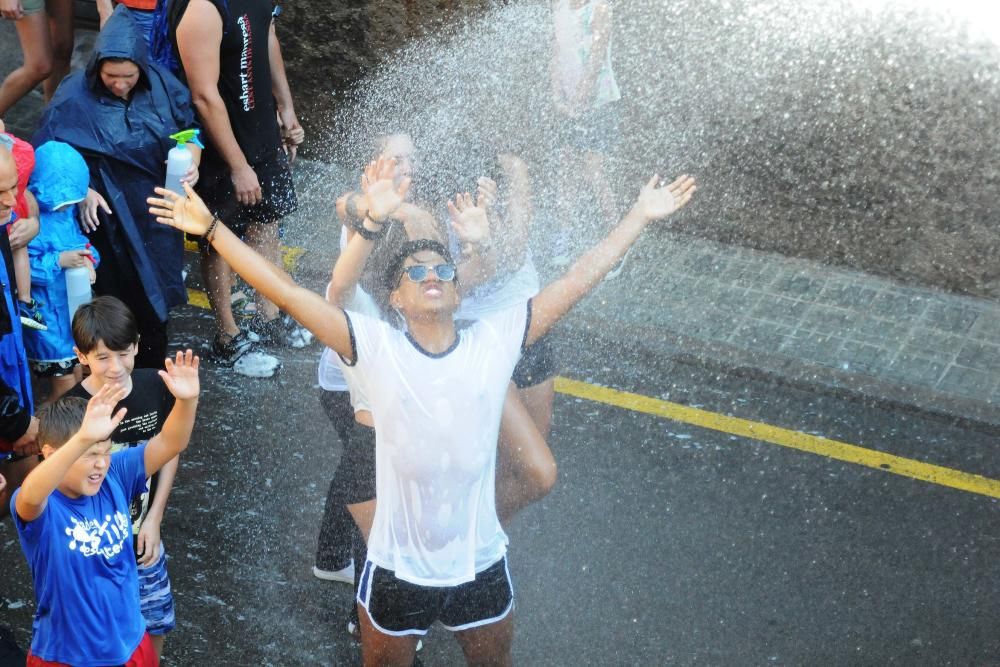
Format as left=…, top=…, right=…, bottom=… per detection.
left=64, top=296, right=178, bottom=660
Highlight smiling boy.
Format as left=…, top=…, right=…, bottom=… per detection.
left=64, top=296, right=180, bottom=660
left=11, top=351, right=199, bottom=667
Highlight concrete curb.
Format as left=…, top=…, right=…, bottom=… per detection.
left=561, top=312, right=1000, bottom=435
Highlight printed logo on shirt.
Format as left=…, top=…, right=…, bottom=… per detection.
left=237, top=14, right=255, bottom=112
left=64, top=512, right=131, bottom=559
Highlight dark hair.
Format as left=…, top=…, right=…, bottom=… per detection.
left=38, top=397, right=89, bottom=449
left=386, top=239, right=455, bottom=291
left=99, top=56, right=135, bottom=66
left=72, top=296, right=139, bottom=354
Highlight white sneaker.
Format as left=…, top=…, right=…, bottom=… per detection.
left=312, top=562, right=354, bottom=584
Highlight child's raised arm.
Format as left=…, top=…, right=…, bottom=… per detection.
left=527, top=174, right=697, bottom=346
left=148, top=184, right=355, bottom=359
left=15, top=384, right=128, bottom=522
left=144, top=350, right=199, bottom=478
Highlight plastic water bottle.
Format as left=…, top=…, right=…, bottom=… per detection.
left=65, top=266, right=92, bottom=321
left=164, top=129, right=203, bottom=196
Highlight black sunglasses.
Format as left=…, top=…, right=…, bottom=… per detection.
left=399, top=263, right=457, bottom=284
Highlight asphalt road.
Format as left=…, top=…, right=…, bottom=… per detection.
left=1, top=290, right=998, bottom=666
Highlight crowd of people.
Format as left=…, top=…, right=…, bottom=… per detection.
left=0, top=1, right=696, bottom=665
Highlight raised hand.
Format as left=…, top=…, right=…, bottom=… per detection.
left=78, top=383, right=129, bottom=444
left=632, top=174, right=697, bottom=223
left=361, top=157, right=410, bottom=222
left=476, top=177, right=498, bottom=211
left=158, top=349, right=201, bottom=402
left=447, top=192, right=490, bottom=247
left=148, top=183, right=214, bottom=236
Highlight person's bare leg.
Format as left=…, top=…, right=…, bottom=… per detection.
left=42, top=0, right=74, bottom=102
left=517, top=378, right=555, bottom=440
left=243, top=222, right=281, bottom=321
left=357, top=602, right=420, bottom=667
left=347, top=498, right=376, bottom=543
left=46, top=365, right=82, bottom=404
left=0, top=13, right=53, bottom=115
left=149, top=635, right=164, bottom=660
left=201, top=249, right=240, bottom=338
left=496, top=384, right=556, bottom=525
left=582, top=150, right=618, bottom=231
left=454, top=613, right=514, bottom=667
left=13, top=246, right=32, bottom=305
left=0, top=455, right=39, bottom=520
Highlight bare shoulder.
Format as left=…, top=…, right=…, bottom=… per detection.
left=177, top=0, right=224, bottom=36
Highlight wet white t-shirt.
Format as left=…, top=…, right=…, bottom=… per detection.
left=343, top=301, right=531, bottom=586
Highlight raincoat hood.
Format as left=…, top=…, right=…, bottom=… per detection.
left=28, top=142, right=89, bottom=213
left=85, top=6, right=151, bottom=96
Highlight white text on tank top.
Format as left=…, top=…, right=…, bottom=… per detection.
left=347, top=303, right=529, bottom=586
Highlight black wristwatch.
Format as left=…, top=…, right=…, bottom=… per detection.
left=353, top=216, right=388, bottom=241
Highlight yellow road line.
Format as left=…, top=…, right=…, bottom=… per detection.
left=182, top=284, right=997, bottom=500
left=554, top=377, right=1000, bottom=500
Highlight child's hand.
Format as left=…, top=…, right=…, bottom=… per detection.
left=447, top=193, right=491, bottom=247
left=158, top=349, right=200, bottom=401
left=135, top=518, right=161, bottom=567
left=78, top=188, right=111, bottom=232
left=361, top=157, right=410, bottom=222
left=148, top=183, right=214, bottom=236
left=476, top=177, right=498, bottom=212
left=79, top=384, right=128, bottom=444
left=58, top=249, right=94, bottom=269
left=631, top=174, right=697, bottom=223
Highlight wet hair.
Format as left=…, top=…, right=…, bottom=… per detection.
left=386, top=239, right=456, bottom=292
left=99, top=56, right=134, bottom=66
left=72, top=296, right=139, bottom=354
left=38, top=397, right=89, bottom=449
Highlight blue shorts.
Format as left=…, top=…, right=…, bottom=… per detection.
left=357, top=556, right=514, bottom=637
left=137, top=543, right=176, bottom=635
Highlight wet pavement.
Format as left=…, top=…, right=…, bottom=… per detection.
left=2, top=17, right=1000, bottom=666
left=1, top=292, right=999, bottom=665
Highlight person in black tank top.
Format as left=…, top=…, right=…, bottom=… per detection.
left=171, top=0, right=310, bottom=378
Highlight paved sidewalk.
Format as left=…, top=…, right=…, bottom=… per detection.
left=570, top=232, right=1000, bottom=428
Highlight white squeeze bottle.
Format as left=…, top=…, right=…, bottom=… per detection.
left=164, top=129, right=203, bottom=196
left=65, top=244, right=94, bottom=321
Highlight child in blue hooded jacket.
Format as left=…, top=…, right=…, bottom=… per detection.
left=25, top=142, right=100, bottom=402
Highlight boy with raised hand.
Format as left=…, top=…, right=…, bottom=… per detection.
left=11, top=349, right=199, bottom=667
left=64, top=296, right=181, bottom=660
left=150, top=169, right=694, bottom=665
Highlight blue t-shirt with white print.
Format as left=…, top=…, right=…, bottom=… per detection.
left=10, top=443, right=148, bottom=666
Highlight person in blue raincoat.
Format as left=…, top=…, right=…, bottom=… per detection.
left=34, top=5, right=200, bottom=369
left=24, top=141, right=100, bottom=402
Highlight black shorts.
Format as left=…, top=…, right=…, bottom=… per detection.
left=197, top=147, right=298, bottom=245
left=328, top=419, right=377, bottom=506
left=512, top=328, right=559, bottom=389
left=357, top=556, right=514, bottom=636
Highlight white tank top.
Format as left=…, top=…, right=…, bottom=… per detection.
left=553, top=0, right=621, bottom=109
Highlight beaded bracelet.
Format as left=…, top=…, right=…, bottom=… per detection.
left=205, top=216, right=221, bottom=243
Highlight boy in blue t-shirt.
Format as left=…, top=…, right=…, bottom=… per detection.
left=10, top=350, right=200, bottom=667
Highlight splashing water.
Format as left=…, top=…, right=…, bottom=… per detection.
left=303, top=0, right=1000, bottom=297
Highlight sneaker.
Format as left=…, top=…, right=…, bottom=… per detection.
left=603, top=246, right=633, bottom=282
left=211, top=332, right=280, bottom=378
left=230, top=289, right=257, bottom=320
left=18, top=300, right=46, bottom=331
left=312, top=562, right=354, bottom=584
left=551, top=231, right=572, bottom=267
left=250, top=314, right=314, bottom=349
